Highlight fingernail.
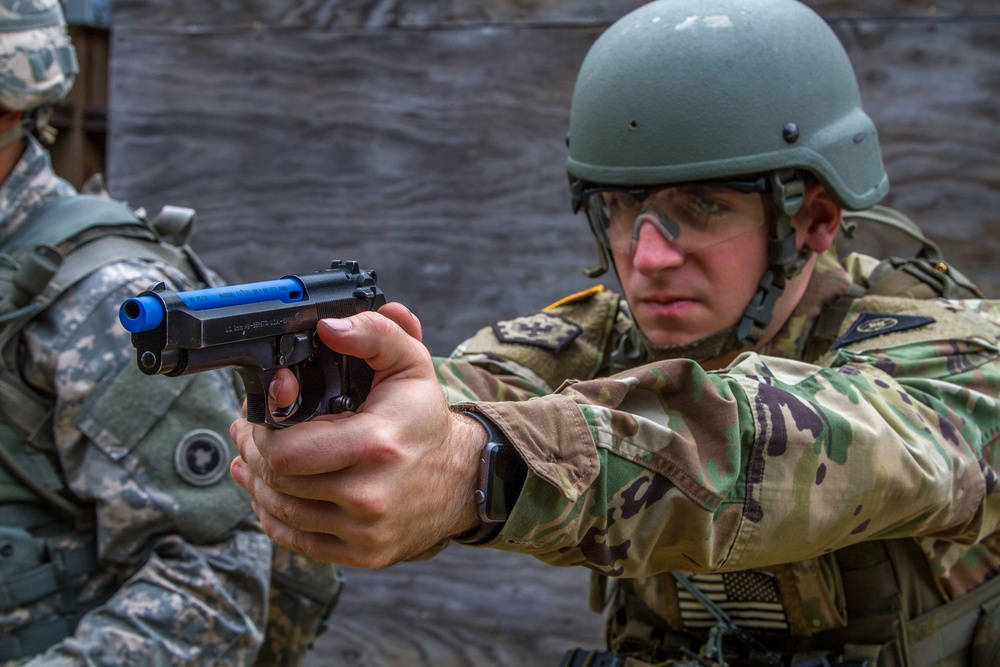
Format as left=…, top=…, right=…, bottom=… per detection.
left=268, top=376, right=283, bottom=403
left=231, top=459, right=244, bottom=484
left=321, top=318, right=352, bottom=333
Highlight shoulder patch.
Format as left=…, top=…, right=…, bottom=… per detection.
left=174, top=429, right=230, bottom=487
left=492, top=312, right=582, bottom=353
left=544, top=285, right=605, bottom=311
left=832, top=311, right=935, bottom=350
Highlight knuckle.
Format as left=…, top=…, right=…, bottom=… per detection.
left=266, top=446, right=296, bottom=476
left=351, top=488, right=391, bottom=522
left=259, top=463, right=281, bottom=489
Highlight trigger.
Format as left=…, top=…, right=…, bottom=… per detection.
left=271, top=394, right=302, bottom=419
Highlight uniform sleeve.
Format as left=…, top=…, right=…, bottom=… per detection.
left=20, top=260, right=271, bottom=666
left=443, top=299, right=1000, bottom=580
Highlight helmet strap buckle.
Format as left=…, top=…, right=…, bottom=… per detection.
left=738, top=269, right=783, bottom=347
left=737, top=170, right=811, bottom=347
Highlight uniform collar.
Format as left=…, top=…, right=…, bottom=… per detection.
left=0, top=135, right=74, bottom=239
left=758, top=247, right=852, bottom=360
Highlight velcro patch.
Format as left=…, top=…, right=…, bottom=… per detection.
left=174, top=429, right=229, bottom=487
left=832, top=311, right=935, bottom=350
left=493, top=312, right=582, bottom=353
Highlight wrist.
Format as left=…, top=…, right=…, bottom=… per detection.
left=449, top=410, right=489, bottom=538
left=451, top=409, right=527, bottom=545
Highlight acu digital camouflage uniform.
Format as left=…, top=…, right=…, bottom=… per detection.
left=0, top=1, right=341, bottom=662
left=0, top=135, right=270, bottom=667
left=436, top=243, right=1000, bottom=666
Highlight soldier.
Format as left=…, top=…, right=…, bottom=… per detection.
left=0, top=1, right=340, bottom=664
left=230, top=0, right=1000, bottom=665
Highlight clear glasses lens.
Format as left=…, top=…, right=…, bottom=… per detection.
left=584, top=182, right=767, bottom=255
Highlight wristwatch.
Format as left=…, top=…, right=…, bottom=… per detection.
left=453, top=410, right=528, bottom=544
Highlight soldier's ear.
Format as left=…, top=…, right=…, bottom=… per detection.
left=795, top=185, right=841, bottom=253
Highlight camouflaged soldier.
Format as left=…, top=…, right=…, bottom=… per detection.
left=229, top=1, right=1000, bottom=666
left=0, top=1, right=340, bottom=664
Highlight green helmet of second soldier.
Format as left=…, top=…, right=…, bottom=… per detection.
left=0, top=0, right=78, bottom=149
left=567, top=0, right=888, bottom=361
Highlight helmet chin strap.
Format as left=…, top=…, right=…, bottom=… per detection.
left=0, top=122, right=24, bottom=150
left=583, top=234, right=609, bottom=278
left=736, top=169, right=812, bottom=347
left=0, top=108, right=55, bottom=150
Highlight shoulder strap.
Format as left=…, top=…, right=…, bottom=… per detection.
left=841, top=205, right=943, bottom=262
left=0, top=194, right=160, bottom=325
left=0, top=193, right=202, bottom=331
left=840, top=205, right=983, bottom=300
left=0, top=194, right=154, bottom=255
left=807, top=207, right=985, bottom=359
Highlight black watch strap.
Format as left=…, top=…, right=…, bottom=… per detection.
left=452, top=410, right=528, bottom=545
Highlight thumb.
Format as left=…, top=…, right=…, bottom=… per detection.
left=316, top=310, right=431, bottom=380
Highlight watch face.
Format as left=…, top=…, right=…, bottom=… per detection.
left=482, top=442, right=528, bottom=523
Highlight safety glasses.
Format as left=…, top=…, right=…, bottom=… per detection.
left=580, top=175, right=772, bottom=256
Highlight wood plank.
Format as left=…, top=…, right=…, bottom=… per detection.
left=109, top=0, right=648, bottom=30
left=109, top=0, right=999, bottom=30
left=49, top=26, right=109, bottom=189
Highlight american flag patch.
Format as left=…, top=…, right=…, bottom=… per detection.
left=677, top=571, right=789, bottom=632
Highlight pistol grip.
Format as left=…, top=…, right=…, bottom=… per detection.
left=246, top=391, right=269, bottom=425
left=239, top=368, right=283, bottom=428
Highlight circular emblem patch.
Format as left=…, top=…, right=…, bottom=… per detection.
left=856, top=316, right=899, bottom=334
left=175, top=429, right=229, bottom=487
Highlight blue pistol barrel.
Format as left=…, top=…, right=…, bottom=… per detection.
left=119, top=277, right=306, bottom=333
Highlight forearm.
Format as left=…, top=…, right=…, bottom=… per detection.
left=476, top=350, right=999, bottom=576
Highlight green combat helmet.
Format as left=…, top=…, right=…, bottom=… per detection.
left=567, top=0, right=889, bottom=350
left=0, top=0, right=78, bottom=146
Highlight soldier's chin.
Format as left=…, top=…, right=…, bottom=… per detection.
left=636, top=315, right=716, bottom=348
left=639, top=325, right=741, bottom=365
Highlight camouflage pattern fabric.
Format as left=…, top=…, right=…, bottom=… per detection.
left=438, top=246, right=1000, bottom=664
left=252, top=546, right=344, bottom=667
left=0, top=136, right=335, bottom=666
left=0, top=0, right=77, bottom=112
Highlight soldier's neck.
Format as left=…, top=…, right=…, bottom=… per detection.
left=0, top=112, right=25, bottom=182
left=0, top=136, right=23, bottom=183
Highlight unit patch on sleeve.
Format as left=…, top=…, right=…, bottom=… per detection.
left=831, top=311, right=935, bottom=350
left=175, top=429, right=229, bottom=486
left=493, top=311, right=582, bottom=353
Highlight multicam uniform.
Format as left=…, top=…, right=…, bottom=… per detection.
left=0, top=136, right=339, bottom=666
left=437, top=247, right=1000, bottom=666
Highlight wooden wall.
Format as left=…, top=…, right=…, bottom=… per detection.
left=103, top=2, right=999, bottom=665
left=49, top=25, right=109, bottom=189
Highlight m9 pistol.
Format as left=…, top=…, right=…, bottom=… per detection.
left=119, top=259, right=385, bottom=428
